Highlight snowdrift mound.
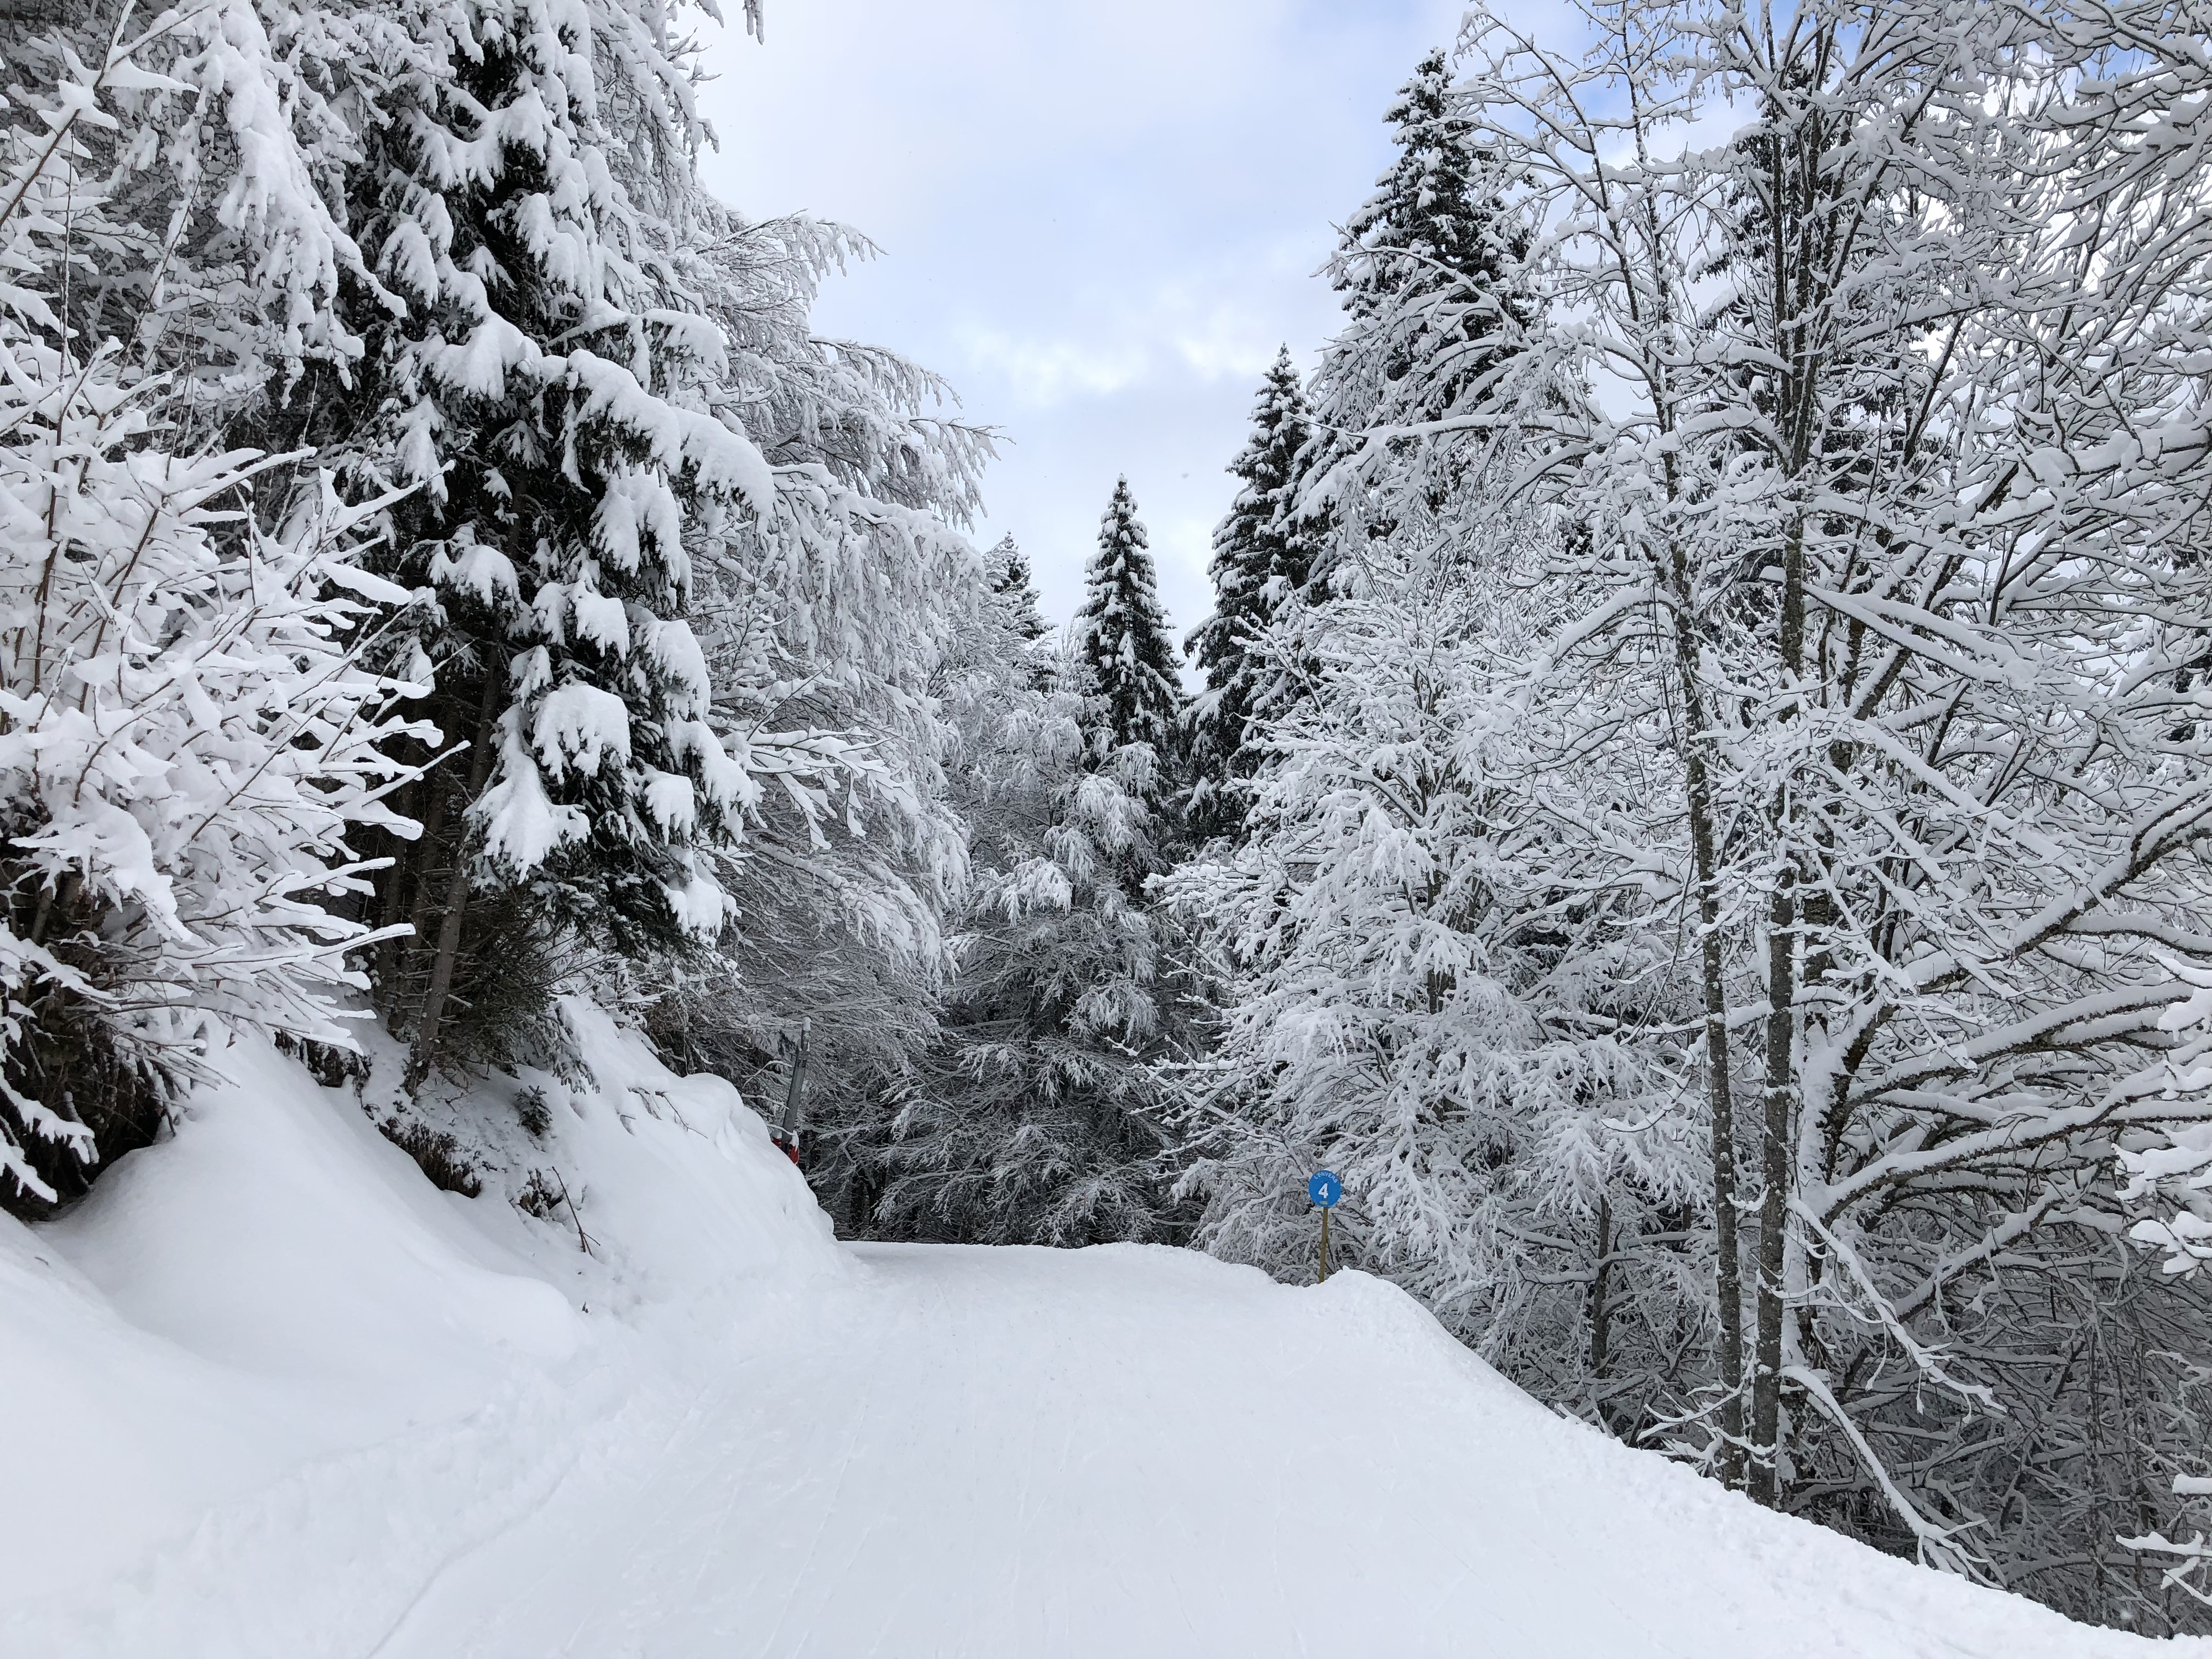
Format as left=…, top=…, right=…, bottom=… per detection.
left=365, top=1239, right=2212, bottom=1659
left=4, top=1009, right=2205, bottom=1658
left=0, top=1004, right=837, bottom=1658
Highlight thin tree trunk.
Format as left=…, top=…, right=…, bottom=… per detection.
left=399, top=768, right=453, bottom=1004
left=1749, top=865, right=1798, bottom=1506
left=1619, top=70, right=1750, bottom=1487
left=1662, top=533, right=1747, bottom=1488
left=1749, top=515, right=1809, bottom=1509
left=1589, top=1193, right=1618, bottom=1434
left=375, top=777, right=423, bottom=996
left=404, top=671, right=502, bottom=1095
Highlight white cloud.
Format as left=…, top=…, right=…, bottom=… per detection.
left=952, top=327, right=1154, bottom=408
left=1172, top=317, right=1285, bottom=386
left=693, top=0, right=1482, bottom=631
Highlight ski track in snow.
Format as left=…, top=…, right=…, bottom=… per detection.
left=7, top=1029, right=2209, bottom=1659
left=358, top=1243, right=2179, bottom=1659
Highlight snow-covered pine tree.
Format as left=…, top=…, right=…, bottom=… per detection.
left=1074, top=477, right=1182, bottom=767
left=987, top=534, right=1048, bottom=646
left=1334, top=49, right=1500, bottom=337
left=787, top=522, right=1056, bottom=1230
left=248, top=0, right=786, bottom=1088
left=1298, top=46, right=1533, bottom=586
left=833, top=491, right=1196, bottom=1245
left=869, top=625, right=1191, bottom=1246
left=1184, top=347, right=1313, bottom=842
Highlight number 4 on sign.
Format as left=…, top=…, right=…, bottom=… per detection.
left=1309, top=1170, right=1341, bottom=1282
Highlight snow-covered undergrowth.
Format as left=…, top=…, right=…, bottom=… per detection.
left=0, top=1005, right=837, bottom=1657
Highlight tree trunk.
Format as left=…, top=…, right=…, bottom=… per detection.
left=399, top=768, right=453, bottom=1004
left=1749, top=865, right=1798, bottom=1506
left=1662, top=533, right=1748, bottom=1489
left=374, top=776, right=424, bottom=997
left=1749, top=514, right=1809, bottom=1509
left=1589, top=1193, right=1619, bottom=1434
left=403, top=671, right=502, bottom=1095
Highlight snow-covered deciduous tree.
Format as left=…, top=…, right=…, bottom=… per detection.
left=0, top=24, right=426, bottom=1209
left=1170, top=526, right=1710, bottom=1425
left=1182, top=0, right=2212, bottom=1627
left=641, top=210, right=994, bottom=1190
left=1503, top=0, right=2212, bottom=1574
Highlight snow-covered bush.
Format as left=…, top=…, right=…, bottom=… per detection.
left=1172, top=530, right=1707, bottom=1417
left=0, top=34, right=424, bottom=1208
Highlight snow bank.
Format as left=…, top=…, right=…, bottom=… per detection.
left=0, top=1005, right=836, bottom=1657
left=364, top=1239, right=2212, bottom=1659
left=4, top=1013, right=2204, bottom=1657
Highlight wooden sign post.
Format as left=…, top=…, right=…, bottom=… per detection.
left=1308, top=1170, right=1342, bottom=1282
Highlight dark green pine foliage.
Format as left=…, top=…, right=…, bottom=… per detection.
left=1185, top=347, right=1313, bottom=841
left=272, top=1, right=760, bottom=1088
left=1335, top=47, right=1526, bottom=380
left=1302, top=47, right=1533, bottom=582
left=852, top=521, right=1191, bottom=1249
left=985, top=533, right=1048, bottom=645
left=1076, top=477, right=1183, bottom=758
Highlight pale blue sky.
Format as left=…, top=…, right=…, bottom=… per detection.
left=695, top=0, right=1470, bottom=645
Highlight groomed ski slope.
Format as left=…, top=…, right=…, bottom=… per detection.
left=3, top=1018, right=2203, bottom=1659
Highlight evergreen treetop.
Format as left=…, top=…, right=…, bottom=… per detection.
left=1185, top=347, right=1314, bottom=838
left=1337, top=48, right=1508, bottom=327
left=986, top=533, right=1049, bottom=644
left=1075, top=478, right=1182, bottom=757
left=1299, top=46, right=1535, bottom=587
left=1337, top=46, right=1534, bottom=402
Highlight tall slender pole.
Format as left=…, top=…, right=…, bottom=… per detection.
left=1319, top=1206, right=1330, bottom=1283
left=776, top=1018, right=811, bottom=1166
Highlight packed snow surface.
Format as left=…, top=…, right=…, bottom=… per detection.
left=2, top=1022, right=2199, bottom=1659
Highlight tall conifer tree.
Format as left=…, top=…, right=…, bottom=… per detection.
left=1335, top=50, right=1504, bottom=330
left=1301, top=48, right=1532, bottom=582
left=986, top=533, right=1048, bottom=645
left=1074, top=478, right=1182, bottom=759
left=852, top=535, right=1192, bottom=1247
left=1186, top=347, right=1313, bottom=839
left=268, top=0, right=774, bottom=1088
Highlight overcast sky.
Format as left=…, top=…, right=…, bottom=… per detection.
left=693, top=0, right=1470, bottom=646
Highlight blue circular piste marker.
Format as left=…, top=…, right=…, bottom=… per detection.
left=1309, top=1170, right=1342, bottom=1208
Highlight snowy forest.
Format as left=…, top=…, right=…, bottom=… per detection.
left=9, top=0, right=2212, bottom=1641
